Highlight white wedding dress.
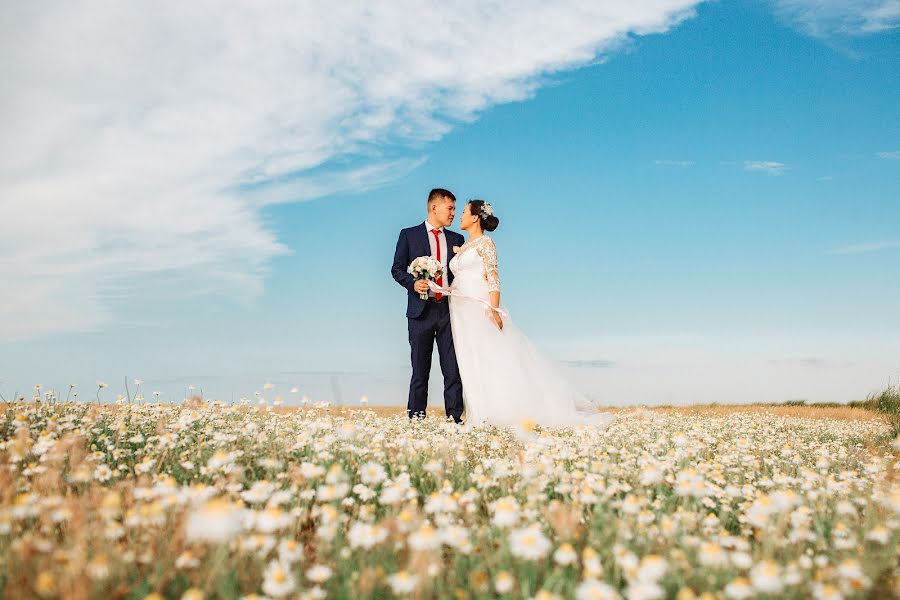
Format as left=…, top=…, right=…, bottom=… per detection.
left=443, top=235, right=615, bottom=430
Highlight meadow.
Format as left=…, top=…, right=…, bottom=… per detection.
left=1, top=398, right=897, bottom=599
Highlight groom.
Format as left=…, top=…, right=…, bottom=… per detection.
left=391, top=188, right=465, bottom=423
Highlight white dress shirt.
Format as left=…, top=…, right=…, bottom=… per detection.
left=424, top=220, right=448, bottom=297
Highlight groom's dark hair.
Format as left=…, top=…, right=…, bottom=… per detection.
left=427, top=188, right=456, bottom=205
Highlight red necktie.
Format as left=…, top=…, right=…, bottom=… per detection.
left=431, top=229, right=443, bottom=300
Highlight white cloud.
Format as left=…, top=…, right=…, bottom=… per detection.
left=743, top=160, right=788, bottom=175
left=773, top=0, right=900, bottom=37
left=877, top=150, right=900, bottom=160
left=653, top=159, right=695, bottom=167
left=827, top=239, right=900, bottom=254
left=0, top=1, right=704, bottom=341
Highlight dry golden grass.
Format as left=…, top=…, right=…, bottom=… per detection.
left=639, top=404, right=883, bottom=421
left=270, top=403, right=883, bottom=421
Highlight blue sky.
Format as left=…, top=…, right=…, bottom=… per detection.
left=1, top=1, right=898, bottom=405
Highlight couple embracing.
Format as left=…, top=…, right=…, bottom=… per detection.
left=391, top=188, right=614, bottom=430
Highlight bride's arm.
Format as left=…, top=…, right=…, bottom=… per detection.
left=478, top=238, right=503, bottom=329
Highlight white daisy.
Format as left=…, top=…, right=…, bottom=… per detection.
left=749, top=560, right=783, bottom=594
left=494, top=571, right=515, bottom=594
left=408, top=523, right=441, bottom=552
left=305, top=565, right=332, bottom=584
left=359, top=461, right=387, bottom=485
left=575, top=579, right=621, bottom=600
left=261, top=561, right=295, bottom=598
left=186, top=498, right=244, bottom=543
left=490, top=496, right=520, bottom=527
left=626, top=582, right=663, bottom=600
left=509, top=525, right=551, bottom=561
left=387, top=571, right=418, bottom=594
left=347, top=521, right=388, bottom=550
left=277, top=539, right=304, bottom=564
left=723, top=578, right=754, bottom=600
left=636, top=555, right=667, bottom=583
left=553, top=543, right=578, bottom=566
left=697, top=542, right=728, bottom=568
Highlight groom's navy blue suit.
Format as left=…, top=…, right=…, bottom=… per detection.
left=392, top=223, right=465, bottom=422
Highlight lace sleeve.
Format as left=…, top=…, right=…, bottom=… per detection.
left=476, top=237, right=500, bottom=292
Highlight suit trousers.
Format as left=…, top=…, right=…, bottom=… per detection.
left=407, top=299, right=464, bottom=422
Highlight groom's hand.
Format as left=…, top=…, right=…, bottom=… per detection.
left=414, top=280, right=430, bottom=294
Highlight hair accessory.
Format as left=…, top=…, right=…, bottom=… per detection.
left=480, top=202, right=494, bottom=219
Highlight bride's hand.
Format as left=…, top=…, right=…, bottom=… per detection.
left=491, top=310, right=503, bottom=331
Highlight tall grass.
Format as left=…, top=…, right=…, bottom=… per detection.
left=868, top=383, right=900, bottom=436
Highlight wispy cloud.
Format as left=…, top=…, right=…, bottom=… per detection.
left=773, top=0, right=900, bottom=37
left=561, top=359, right=616, bottom=369
left=744, top=160, right=788, bottom=175
left=653, top=159, right=695, bottom=167
left=827, top=239, right=900, bottom=255
left=0, top=1, right=704, bottom=341
left=877, top=150, right=900, bottom=160
left=769, top=358, right=853, bottom=368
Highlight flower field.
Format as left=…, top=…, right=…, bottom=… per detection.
left=1, top=401, right=898, bottom=599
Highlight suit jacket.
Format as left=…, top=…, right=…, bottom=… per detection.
left=392, top=223, right=465, bottom=319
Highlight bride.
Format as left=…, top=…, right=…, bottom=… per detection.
left=433, top=199, right=615, bottom=430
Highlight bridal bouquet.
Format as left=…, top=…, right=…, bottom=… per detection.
left=407, top=256, right=443, bottom=300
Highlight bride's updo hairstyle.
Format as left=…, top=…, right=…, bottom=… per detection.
left=468, top=199, right=499, bottom=232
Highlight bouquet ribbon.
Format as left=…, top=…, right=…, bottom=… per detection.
left=427, top=281, right=509, bottom=318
